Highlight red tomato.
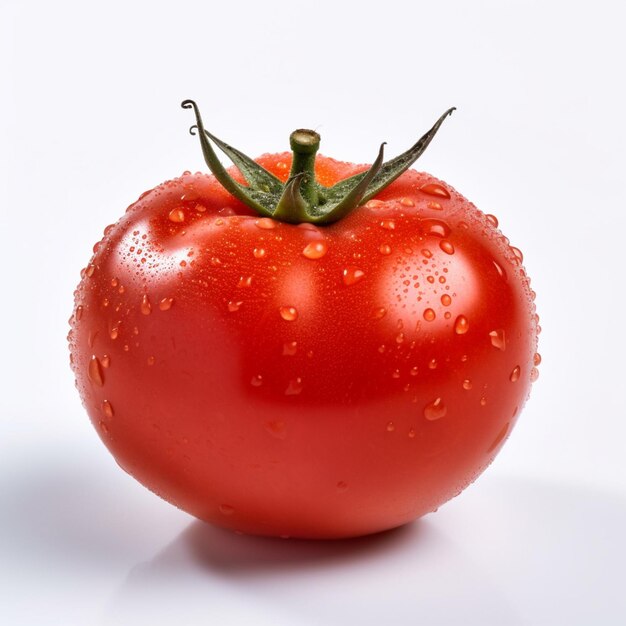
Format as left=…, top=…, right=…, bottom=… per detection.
left=69, top=121, right=539, bottom=539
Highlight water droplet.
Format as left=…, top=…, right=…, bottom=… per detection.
left=462, top=379, right=472, bottom=390
left=425, top=220, right=451, bottom=238
left=336, top=481, right=348, bottom=492
left=510, top=365, right=521, bottom=382
left=88, top=356, right=104, bottom=387
left=480, top=396, right=487, bottom=406
left=366, top=199, right=385, bottom=209
left=168, top=208, right=185, bottom=223
left=396, top=332, right=405, bottom=344
left=493, top=260, right=507, bottom=280
left=392, top=369, right=401, bottom=379
left=489, top=329, right=506, bottom=350
left=441, top=294, right=452, bottom=306
left=400, top=197, right=415, bottom=207
left=210, top=257, right=222, bottom=267
left=530, top=367, right=540, bottom=382
left=510, top=246, right=524, bottom=264
left=302, top=240, right=328, bottom=259
left=279, top=306, right=298, bottom=321
left=237, top=276, right=253, bottom=288
left=265, top=420, right=286, bottom=439
left=421, top=249, right=433, bottom=258
left=141, top=295, right=152, bottom=315
left=255, top=217, right=276, bottom=230
left=147, top=356, right=155, bottom=366
left=219, top=504, right=235, bottom=515
left=372, top=307, right=387, bottom=320
left=102, top=400, right=114, bottom=418
left=343, top=266, right=365, bottom=286
left=251, top=374, right=263, bottom=386
left=75, top=305, right=83, bottom=321
left=454, top=315, right=469, bottom=334
left=101, top=354, right=111, bottom=368
left=486, top=214, right=499, bottom=228
left=386, top=421, right=395, bottom=432
left=110, top=326, right=119, bottom=340
left=420, top=182, right=450, bottom=198
left=283, top=341, right=298, bottom=356
left=424, top=398, right=447, bottom=421
left=285, top=377, right=303, bottom=395
left=379, top=219, right=396, bottom=230
left=428, top=358, right=438, bottom=369
left=253, top=247, right=266, bottom=258
left=159, top=297, right=174, bottom=311
left=99, top=420, right=109, bottom=434
left=439, top=239, right=455, bottom=255
left=228, top=301, right=243, bottom=312
left=423, top=308, right=436, bottom=322
left=379, top=244, right=392, bottom=255
left=533, top=352, right=542, bottom=366
left=408, top=428, right=416, bottom=439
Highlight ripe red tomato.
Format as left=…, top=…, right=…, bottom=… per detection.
left=69, top=106, right=539, bottom=539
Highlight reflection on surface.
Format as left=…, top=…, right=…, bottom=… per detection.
left=2, top=443, right=625, bottom=626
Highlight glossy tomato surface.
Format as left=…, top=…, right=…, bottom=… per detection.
left=69, top=154, right=539, bottom=539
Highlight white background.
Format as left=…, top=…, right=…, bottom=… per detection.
left=1, top=0, right=625, bottom=624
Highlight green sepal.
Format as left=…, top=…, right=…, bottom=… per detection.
left=182, top=100, right=455, bottom=225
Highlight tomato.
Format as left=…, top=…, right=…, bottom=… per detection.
left=68, top=102, right=539, bottom=539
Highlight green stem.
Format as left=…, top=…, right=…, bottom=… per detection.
left=288, top=129, right=321, bottom=206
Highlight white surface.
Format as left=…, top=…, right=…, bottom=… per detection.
left=1, top=0, right=625, bottom=624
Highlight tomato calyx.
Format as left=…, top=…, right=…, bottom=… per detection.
left=182, top=99, right=455, bottom=225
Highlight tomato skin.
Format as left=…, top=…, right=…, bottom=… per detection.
left=69, top=154, right=538, bottom=539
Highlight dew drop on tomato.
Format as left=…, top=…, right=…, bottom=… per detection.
left=530, top=367, right=540, bottom=382
left=510, top=246, right=524, bottom=264
left=253, top=247, right=266, bottom=259
left=489, top=329, right=506, bottom=351
left=441, top=294, right=452, bottom=306
left=424, top=398, right=447, bottom=421
left=141, top=295, right=152, bottom=315
left=342, top=267, right=365, bottom=286
left=159, top=297, right=174, bottom=310
left=255, top=218, right=276, bottom=230
left=219, top=504, right=235, bottom=515
left=420, top=182, right=451, bottom=198
left=101, top=354, right=111, bottom=368
left=168, top=208, right=185, bottom=223
left=533, top=352, right=542, bottom=366
left=423, top=308, right=436, bottom=322
left=486, top=214, right=499, bottom=228
left=102, top=400, right=114, bottom=418
left=454, top=315, right=469, bottom=334
left=510, top=365, right=521, bottom=382
left=88, top=356, right=104, bottom=387
left=279, top=306, right=298, bottom=321
left=302, top=241, right=328, bottom=259
left=228, top=301, right=243, bottom=313
left=462, top=379, right=472, bottom=390
left=439, top=240, right=455, bottom=255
